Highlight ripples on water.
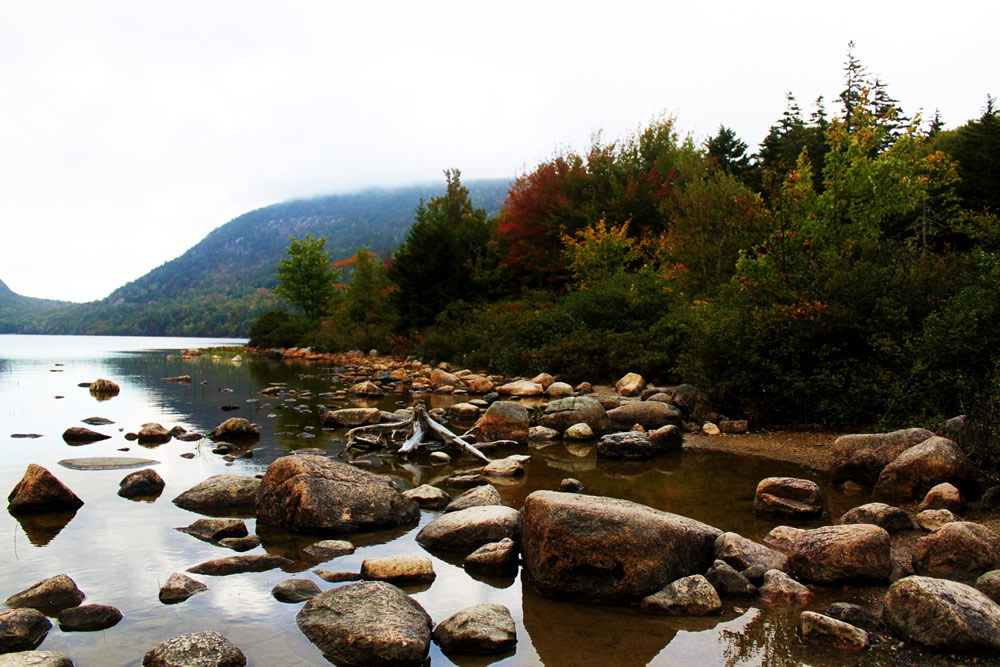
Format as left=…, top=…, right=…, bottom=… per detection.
left=0, top=335, right=897, bottom=666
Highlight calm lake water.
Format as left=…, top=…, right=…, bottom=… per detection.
left=0, top=335, right=906, bottom=665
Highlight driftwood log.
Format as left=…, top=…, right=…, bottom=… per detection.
left=344, top=401, right=492, bottom=463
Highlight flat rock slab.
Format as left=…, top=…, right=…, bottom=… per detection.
left=58, top=457, right=160, bottom=471
left=0, top=650, right=73, bottom=666
left=187, top=554, right=294, bottom=576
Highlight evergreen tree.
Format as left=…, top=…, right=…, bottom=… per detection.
left=705, top=125, right=753, bottom=183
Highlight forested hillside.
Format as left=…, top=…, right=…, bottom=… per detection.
left=0, top=180, right=509, bottom=336
left=0, top=280, right=69, bottom=331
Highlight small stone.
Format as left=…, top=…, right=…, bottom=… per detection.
left=463, top=538, right=518, bottom=575
left=432, top=603, right=517, bottom=654
left=558, top=478, right=584, bottom=493
left=361, top=555, right=436, bottom=585
left=272, top=579, right=321, bottom=603
left=313, top=570, right=362, bottom=583
left=798, top=610, right=869, bottom=651
left=4, top=575, right=85, bottom=613
left=759, top=569, right=812, bottom=606
left=639, top=575, right=722, bottom=616
left=303, top=540, right=355, bottom=560
left=403, top=484, right=451, bottom=510
left=702, top=422, right=721, bottom=436
left=158, top=573, right=208, bottom=604
left=57, top=604, right=123, bottom=632
left=565, top=423, right=593, bottom=439
left=446, top=485, right=502, bottom=512
left=704, top=560, right=756, bottom=598
left=916, top=508, right=959, bottom=531
left=118, top=469, right=165, bottom=499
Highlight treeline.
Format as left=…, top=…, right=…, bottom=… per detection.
left=258, top=46, right=1000, bottom=467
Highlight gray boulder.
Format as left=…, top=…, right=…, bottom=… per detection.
left=255, top=455, right=418, bottom=534
left=416, top=506, right=520, bottom=553
left=142, top=631, right=246, bottom=667
left=704, top=560, right=756, bottom=598
left=884, top=575, right=1000, bottom=652
left=403, top=484, right=451, bottom=510
left=596, top=432, right=661, bottom=460
left=539, top=397, right=610, bottom=434
left=520, top=491, right=721, bottom=603
left=296, top=581, right=431, bottom=667
left=172, top=475, right=260, bottom=514
left=432, top=603, right=517, bottom=654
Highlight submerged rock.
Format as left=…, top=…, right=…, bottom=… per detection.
left=296, top=581, right=432, bottom=667
left=0, top=650, right=72, bottom=666
left=520, top=491, right=721, bottom=603
left=176, top=519, right=248, bottom=543
left=255, top=455, right=418, bottom=535
left=302, top=539, right=355, bottom=560
left=433, top=603, right=517, bottom=654
left=7, top=465, right=84, bottom=515
left=141, top=631, right=246, bottom=667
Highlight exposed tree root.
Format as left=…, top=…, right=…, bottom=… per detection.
left=345, top=401, right=491, bottom=463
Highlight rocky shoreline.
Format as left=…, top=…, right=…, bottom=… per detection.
left=3, top=345, right=1000, bottom=665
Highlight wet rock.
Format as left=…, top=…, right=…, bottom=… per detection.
left=61, top=427, right=110, bottom=444
left=158, top=573, right=207, bottom=604
left=758, top=569, right=812, bottom=606
left=606, top=401, right=682, bottom=431
left=361, top=555, right=436, bottom=585
left=88, top=379, right=120, bottom=398
left=714, top=532, right=789, bottom=572
left=403, top=484, right=451, bottom=510
left=176, top=519, right=248, bottom=542
left=255, top=455, right=418, bottom=534
left=303, top=539, right=355, bottom=560
left=798, top=611, right=869, bottom=651
left=764, top=524, right=891, bottom=583
left=753, top=477, right=823, bottom=518
left=559, top=478, right=584, bottom=493
left=639, top=574, right=722, bottom=616
left=839, top=502, right=916, bottom=534
left=57, top=604, right=122, bottom=632
left=416, top=506, right=520, bottom=554
left=615, top=372, right=645, bottom=397
left=187, top=554, right=294, bottom=576
left=313, top=570, right=361, bottom=583
left=884, top=575, right=1000, bottom=652
left=917, top=482, right=965, bottom=513
left=118, top=469, right=165, bottom=499
left=539, top=396, right=610, bottom=434
left=649, top=424, right=683, bottom=451
left=596, top=431, right=661, bottom=460
left=916, top=508, right=959, bottom=531
left=467, top=401, right=530, bottom=444
left=520, top=490, right=721, bottom=603
left=4, top=575, right=85, bottom=613
left=912, top=521, right=999, bottom=580
left=825, top=601, right=882, bottom=633
left=442, top=473, right=488, bottom=489
left=272, top=579, right=321, bottom=603
left=873, top=436, right=976, bottom=502
left=445, top=485, right=501, bottom=512
left=975, top=570, right=1000, bottom=603
left=482, top=457, right=524, bottom=477
left=217, top=536, right=260, bottom=552
left=142, top=631, right=246, bottom=667
left=0, top=650, right=71, bottom=666
left=296, top=581, right=431, bottom=667
left=206, top=418, right=259, bottom=442
left=7, top=465, right=84, bottom=515
left=433, top=603, right=517, bottom=654
left=172, top=475, right=260, bottom=513
left=0, top=609, right=51, bottom=654
left=137, top=423, right=171, bottom=445
left=463, top=538, right=518, bottom=575
left=321, top=408, right=381, bottom=428
left=831, top=428, right=935, bottom=486
left=565, top=423, right=593, bottom=439
left=704, top=560, right=756, bottom=598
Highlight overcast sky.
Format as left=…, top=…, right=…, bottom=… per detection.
left=1, top=1, right=995, bottom=302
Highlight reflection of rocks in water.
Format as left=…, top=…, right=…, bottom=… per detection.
left=521, top=579, right=677, bottom=667
left=256, top=522, right=412, bottom=567
left=13, top=510, right=79, bottom=546
left=564, top=442, right=594, bottom=458
left=595, top=452, right=683, bottom=480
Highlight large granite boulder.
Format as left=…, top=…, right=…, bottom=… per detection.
left=296, top=581, right=432, bottom=666
left=606, top=401, right=683, bottom=430
left=520, top=491, right=721, bottom=603
left=7, top=465, right=83, bottom=515
left=255, top=455, right=418, bottom=534
left=497, top=380, right=544, bottom=397
left=172, top=475, right=260, bottom=514
left=539, top=397, right=610, bottom=434
left=764, top=524, right=891, bottom=583
left=831, top=428, right=935, bottom=486
left=416, top=506, right=520, bottom=553
left=142, top=631, right=246, bottom=666
left=466, top=401, right=530, bottom=444
left=912, top=522, right=999, bottom=581
left=873, top=436, right=976, bottom=502
left=883, top=576, right=1000, bottom=652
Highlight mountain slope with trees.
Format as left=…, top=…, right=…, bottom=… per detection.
left=1, top=180, right=509, bottom=336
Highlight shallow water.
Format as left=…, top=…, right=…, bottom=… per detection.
left=0, top=335, right=944, bottom=665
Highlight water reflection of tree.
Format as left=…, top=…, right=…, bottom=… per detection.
left=720, top=607, right=802, bottom=667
